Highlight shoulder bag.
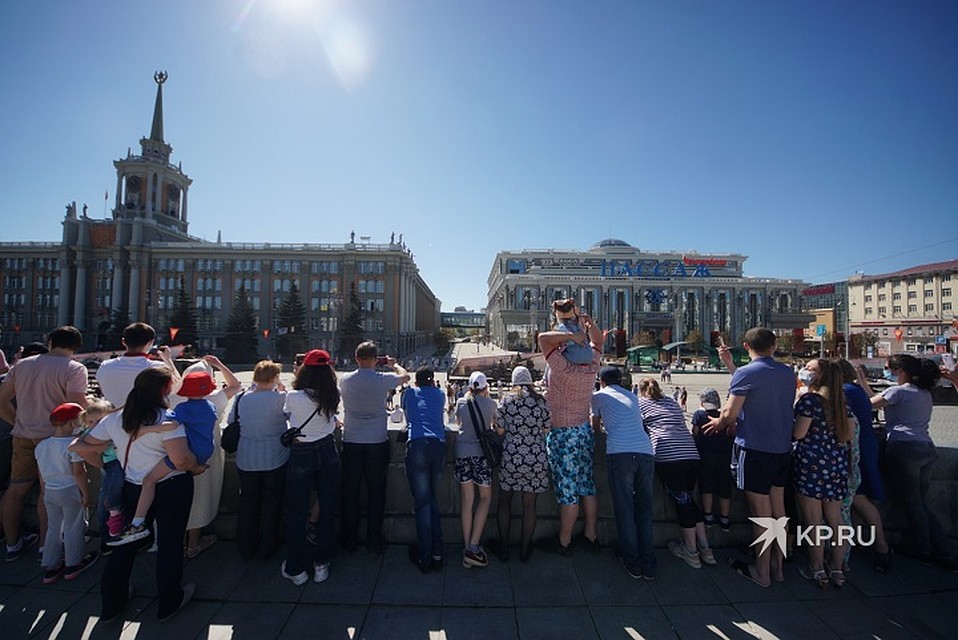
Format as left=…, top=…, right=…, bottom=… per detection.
left=467, top=398, right=503, bottom=468
left=280, top=405, right=320, bottom=447
left=221, top=391, right=245, bottom=454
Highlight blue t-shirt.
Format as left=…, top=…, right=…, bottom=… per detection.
left=169, top=398, right=217, bottom=465
left=728, top=356, right=796, bottom=454
left=591, top=385, right=653, bottom=456
left=555, top=320, right=595, bottom=365
left=402, top=386, right=446, bottom=442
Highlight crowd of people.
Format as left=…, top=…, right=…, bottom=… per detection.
left=1, top=310, right=957, bottom=622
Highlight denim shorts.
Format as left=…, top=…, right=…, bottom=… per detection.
left=546, top=423, right=596, bottom=505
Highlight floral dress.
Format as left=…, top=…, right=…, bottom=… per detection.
left=793, top=392, right=850, bottom=501
left=495, top=389, right=551, bottom=493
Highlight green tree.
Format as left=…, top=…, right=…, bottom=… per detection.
left=276, top=281, right=308, bottom=359
left=168, top=276, right=198, bottom=348
left=338, top=281, right=364, bottom=359
left=685, top=329, right=705, bottom=352
left=224, top=285, right=259, bottom=364
left=631, top=330, right=656, bottom=347
left=775, top=333, right=795, bottom=356
left=103, top=308, right=130, bottom=351
left=850, top=332, right=879, bottom=358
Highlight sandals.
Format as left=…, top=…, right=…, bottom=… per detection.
left=873, top=547, right=893, bottom=573
left=829, top=569, right=846, bottom=589
left=729, top=559, right=770, bottom=588
left=799, top=565, right=829, bottom=589
left=185, top=534, right=217, bottom=559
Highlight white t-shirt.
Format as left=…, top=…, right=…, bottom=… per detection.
left=284, top=390, right=337, bottom=442
left=89, top=411, right=187, bottom=484
left=34, top=436, right=83, bottom=491
left=96, top=355, right=168, bottom=407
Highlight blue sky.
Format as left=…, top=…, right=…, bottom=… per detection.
left=1, top=1, right=956, bottom=311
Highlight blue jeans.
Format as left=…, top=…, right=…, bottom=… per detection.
left=405, top=438, right=446, bottom=565
left=97, top=459, right=124, bottom=537
left=884, top=440, right=951, bottom=558
left=607, top=452, right=656, bottom=576
left=285, top=436, right=340, bottom=575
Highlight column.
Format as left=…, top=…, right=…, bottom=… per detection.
left=73, top=257, right=87, bottom=330
left=111, top=253, right=126, bottom=313
left=115, top=175, right=123, bottom=210
left=181, top=187, right=188, bottom=223
left=128, top=255, right=141, bottom=322
left=58, top=257, right=72, bottom=327
left=157, top=177, right=165, bottom=214
left=147, top=173, right=155, bottom=213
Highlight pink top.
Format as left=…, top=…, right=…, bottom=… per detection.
left=544, top=350, right=600, bottom=428
left=3, top=354, right=89, bottom=439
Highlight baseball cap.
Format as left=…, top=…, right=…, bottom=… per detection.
left=50, top=402, right=83, bottom=424
left=468, top=371, right=489, bottom=390
left=303, top=349, right=331, bottom=366
left=178, top=371, right=217, bottom=398
left=699, top=388, right=721, bottom=410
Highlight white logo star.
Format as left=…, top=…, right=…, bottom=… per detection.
left=749, top=516, right=789, bottom=555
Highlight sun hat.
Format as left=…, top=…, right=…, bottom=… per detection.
left=178, top=371, right=217, bottom=398
left=699, top=388, right=721, bottom=410
left=511, top=366, right=533, bottom=386
left=303, top=349, right=331, bottom=366
left=468, top=371, right=489, bottom=390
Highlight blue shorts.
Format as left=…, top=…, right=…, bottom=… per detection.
left=546, top=423, right=596, bottom=505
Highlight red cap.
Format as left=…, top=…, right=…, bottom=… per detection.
left=177, top=371, right=217, bottom=398
left=50, top=402, right=83, bottom=424
left=303, top=349, right=331, bottom=366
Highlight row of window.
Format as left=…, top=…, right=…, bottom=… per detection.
left=865, top=273, right=953, bottom=288
left=864, top=302, right=952, bottom=316
left=2, top=276, right=26, bottom=289
left=865, top=288, right=952, bottom=302
left=2, top=258, right=59, bottom=271
left=36, top=277, right=60, bottom=290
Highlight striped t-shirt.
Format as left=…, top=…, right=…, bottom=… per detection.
left=637, top=397, right=700, bottom=463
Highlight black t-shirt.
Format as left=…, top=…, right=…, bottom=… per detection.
left=691, top=408, right=733, bottom=455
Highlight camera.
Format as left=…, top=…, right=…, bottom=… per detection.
left=294, top=353, right=306, bottom=366
left=376, top=355, right=389, bottom=366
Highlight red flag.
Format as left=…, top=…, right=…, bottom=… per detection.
left=262, top=329, right=270, bottom=338
left=169, top=327, right=180, bottom=342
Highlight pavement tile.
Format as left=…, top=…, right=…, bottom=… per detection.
left=661, top=604, right=755, bottom=640
left=372, top=545, right=444, bottom=605
left=278, top=604, right=368, bottom=639
left=706, top=552, right=795, bottom=604
left=229, top=556, right=307, bottom=603
left=515, top=606, right=599, bottom=640
left=123, top=597, right=220, bottom=639
left=649, top=549, right=730, bottom=606
left=299, top=550, right=382, bottom=605
left=0, top=584, right=21, bottom=603
left=589, top=605, right=678, bottom=640
left=509, top=551, right=585, bottom=607
left=26, top=592, right=151, bottom=640
left=442, top=553, right=514, bottom=607
left=0, top=555, right=44, bottom=587
left=183, top=542, right=250, bottom=601
left=807, top=598, right=917, bottom=640
left=871, top=594, right=958, bottom=640
left=778, top=560, right=865, bottom=602
left=439, top=606, right=519, bottom=640
left=733, top=600, right=841, bottom=640
left=0, top=586, right=85, bottom=639
left=571, top=551, right=654, bottom=607
left=203, top=601, right=294, bottom=640
left=360, top=605, right=442, bottom=639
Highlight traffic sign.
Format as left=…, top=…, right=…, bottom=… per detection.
left=816, top=324, right=826, bottom=337
left=936, top=336, right=947, bottom=345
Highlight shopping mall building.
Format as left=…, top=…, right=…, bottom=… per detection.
left=486, top=239, right=813, bottom=350
left=0, top=74, right=440, bottom=357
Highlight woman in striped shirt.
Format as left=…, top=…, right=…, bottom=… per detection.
left=637, top=378, right=713, bottom=569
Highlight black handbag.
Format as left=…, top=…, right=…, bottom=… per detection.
left=221, top=391, right=245, bottom=454
left=281, top=406, right=320, bottom=447
left=467, top=398, right=503, bottom=468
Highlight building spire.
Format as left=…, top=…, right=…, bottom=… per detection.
left=150, top=71, right=167, bottom=142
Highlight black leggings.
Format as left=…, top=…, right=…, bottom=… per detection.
left=656, top=459, right=703, bottom=528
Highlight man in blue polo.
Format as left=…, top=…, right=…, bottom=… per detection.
left=705, top=327, right=795, bottom=588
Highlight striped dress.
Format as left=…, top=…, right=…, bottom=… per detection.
left=637, top=397, right=700, bottom=463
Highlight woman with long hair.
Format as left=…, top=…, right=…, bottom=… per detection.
left=636, top=378, right=711, bottom=569
left=494, top=366, right=550, bottom=563
left=857, top=354, right=954, bottom=568
left=280, top=349, right=341, bottom=585
left=793, top=358, right=855, bottom=588
left=70, top=366, right=202, bottom=622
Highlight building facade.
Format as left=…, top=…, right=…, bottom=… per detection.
left=848, top=259, right=958, bottom=357
left=487, top=239, right=812, bottom=350
left=0, top=74, right=440, bottom=358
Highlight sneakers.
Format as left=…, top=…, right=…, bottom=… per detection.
left=542, top=537, right=573, bottom=556
left=107, top=524, right=150, bottom=547
left=699, top=547, right=717, bottom=566
left=575, top=533, right=602, bottom=556
left=668, top=539, right=702, bottom=569
left=43, top=562, right=65, bottom=584
left=106, top=512, right=125, bottom=538
left=64, top=552, right=100, bottom=580
left=462, top=548, right=489, bottom=568
left=158, top=582, right=195, bottom=622
left=5, top=533, right=39, bottom=562
left=408, top=545, right=430, bottom=574
left=703, top=513, right=716, bottom=527
left=280, top=561, right=309, bottom=586
left=719, top=516, right=731, bottom=532
left=313, top=562, right=330, bottom=583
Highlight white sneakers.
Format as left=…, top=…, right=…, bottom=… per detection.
left=281, top=560, right=330, bottom=585
left=313, top=563, right=330, bottom=583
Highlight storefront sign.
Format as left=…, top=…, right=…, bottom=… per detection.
left=600, top=259, right=714, bottom=278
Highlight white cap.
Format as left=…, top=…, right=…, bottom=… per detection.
left=468, top=371, right=489, bottom=390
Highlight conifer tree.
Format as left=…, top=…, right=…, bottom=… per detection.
left=224, top=285, right=259, bottom=363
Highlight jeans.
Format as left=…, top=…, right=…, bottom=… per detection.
left=237, top=464, right=287, bottom=560
left=884, top=440, right=951, bottom=557
left=340, top=441, right=390, bottom=550
left=607, top=453, right=656, bottom=575
left=101, top=473, right=193, bottom=620
left=97, top=459, right=124, bottom=538
left=285, top=436, right=340, bottom=575
left=405, top=437, right=446, bottom=565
